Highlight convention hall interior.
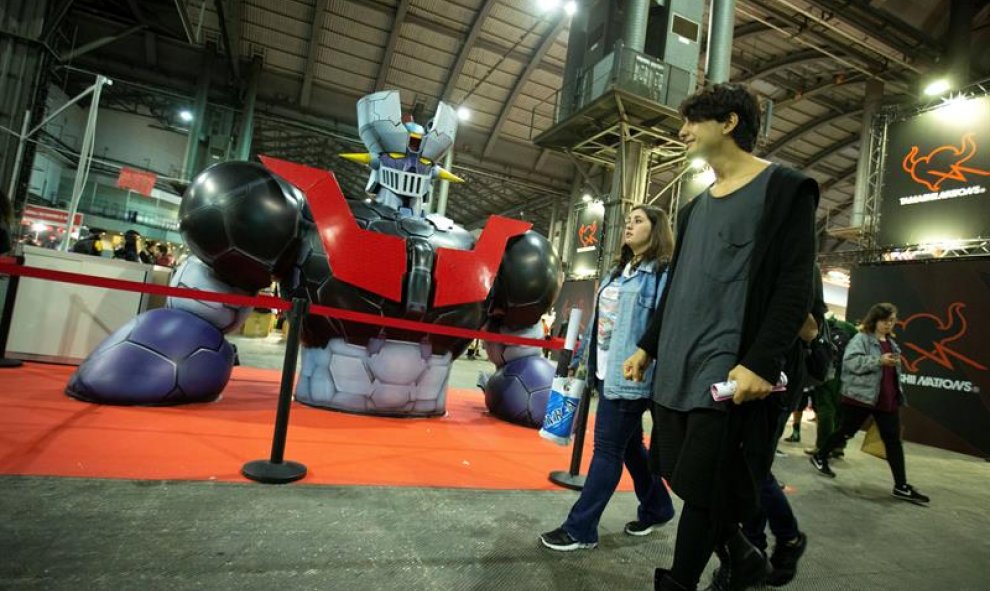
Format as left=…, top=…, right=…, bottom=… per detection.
left=1, top=0, right=988, bottom=590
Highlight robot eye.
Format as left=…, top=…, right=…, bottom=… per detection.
left=419, top=158, right=433, bottom=165
left=388, top=152, right=405, bottom=159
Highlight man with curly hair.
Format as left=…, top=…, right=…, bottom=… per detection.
left=625, top=83, right=819, bottom=591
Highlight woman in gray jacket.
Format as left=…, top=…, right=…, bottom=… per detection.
left=810, top=303, right=929, bottom=504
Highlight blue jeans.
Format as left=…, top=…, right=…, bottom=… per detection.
left=562, top=386, right=675, bottom=543
left=742, top=408, right=799, bottom=551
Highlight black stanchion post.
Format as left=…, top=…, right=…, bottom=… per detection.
left=549, top=384, right=591, bottom=490
left=242, top=297, right=309, bottom=484
left=548, top=308, right=588, bottom=490
left=0, top=255, right=25, bottom=368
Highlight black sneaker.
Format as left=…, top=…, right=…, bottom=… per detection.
left=766, top=532, right=807, bottom=586
left=624, top=520, right=662, bottom=536
left=783, top=431, right=800, bottom=443
left=831, top=449, right=845, bottom=459
left=892, top=484, right=930, bottom=505
left=539, top=527, right=597, bottom=551
left=809, top=455, right=836, bottom=478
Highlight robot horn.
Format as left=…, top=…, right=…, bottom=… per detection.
left=436, top=166, right=465, bottom=183
left=340, top=153, right=373, bottom=165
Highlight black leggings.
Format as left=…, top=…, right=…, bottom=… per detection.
left=818, top=404, right=907, bottom=487
left=671, top=503, right=733, bottom=588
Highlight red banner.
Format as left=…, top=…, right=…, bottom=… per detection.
left=116, top=167, right=157, bottom=196
left=22, top=205, right=83, bottom=229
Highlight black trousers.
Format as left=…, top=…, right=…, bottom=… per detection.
left=818, top=403, right=907, bottom=487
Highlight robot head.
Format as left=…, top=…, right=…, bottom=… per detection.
left=343, top=91, right=464, bottom=210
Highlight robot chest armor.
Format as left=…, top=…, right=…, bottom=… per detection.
left=302, top=202, right=486, bottom=353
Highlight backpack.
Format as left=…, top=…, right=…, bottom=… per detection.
left=826, top=316, right=855, bottom=379
left=804, top=317, right=837, bottom=387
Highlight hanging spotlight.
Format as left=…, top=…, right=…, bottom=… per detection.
left=923, top=78, right=950, bottom=96
left=456, top=106, right=471, bottom=121
left=179, top=110, right=194, bottom=122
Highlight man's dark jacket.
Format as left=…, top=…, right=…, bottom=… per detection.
left=637, top=165, right=820, bottom=389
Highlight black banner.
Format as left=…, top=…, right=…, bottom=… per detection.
left=878, top=95, right=990, bottom=247
left=848, top=259, right=990, bottom=457
left=569, top=204, right=604, bottom=277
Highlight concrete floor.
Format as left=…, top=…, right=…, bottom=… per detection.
left=2, top=335, right=988, bottom=590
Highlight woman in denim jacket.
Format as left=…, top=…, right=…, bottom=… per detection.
left=810, top=302, right=929, bottom=504
left=541, top=205, right=676, bottom=551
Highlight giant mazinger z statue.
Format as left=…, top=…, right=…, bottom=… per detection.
left=65, top=90, right=561, bottom=427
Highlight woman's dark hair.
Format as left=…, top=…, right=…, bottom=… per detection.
left=679, top=83, right=761, bottom=152
left=611, top=205, right=674, bottom=278
left=860, top=302, right=898, bottom=334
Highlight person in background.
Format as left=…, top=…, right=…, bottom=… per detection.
left=810, top=302, right=930, bottom=504
left=805, top=313, right=857, bottom=458
left=738, top=272, right=825, bottom=588
left=154, top=243, right=174, bottom=267
left=139, top=240, right=155, bottom=264
left=783, top=392, right=811, bottom=443
left=540, top=205, right=676, bottom=552
left=114, top=230, right=142, bottom=262
left=72, top=228, right=105, bottom=257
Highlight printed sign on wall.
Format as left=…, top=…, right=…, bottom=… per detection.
left=569, top=203, right=604, bottom=277
left=878, top=95, right=990, bottom=247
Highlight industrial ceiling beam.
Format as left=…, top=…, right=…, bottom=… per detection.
left=375, top=0, right=411, bottom=91
left=441, top=0, right=498, bottom=103
left=482, top=15, right=567, bottom=158
left=213, top=0, right=241, bottom=80
left=764, top=108, right=863, bottom=157
left=300, top=0, right=331, bottom=108
left=737, top=49, right=837, bottom=84
left=794, top=133, right=859, bottom=170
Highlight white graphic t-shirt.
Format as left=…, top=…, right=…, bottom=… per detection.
left=595, top=264, right=635, bottom=381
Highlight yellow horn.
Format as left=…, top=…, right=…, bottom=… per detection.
left=436, top=166, right=465, bottom=183
left=340, top=152, right=372, bottom=165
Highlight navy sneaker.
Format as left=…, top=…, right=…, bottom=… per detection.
left=539, top=527, right=597, bottom=551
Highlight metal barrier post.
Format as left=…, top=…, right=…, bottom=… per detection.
left=242, top=297, right=309, bottom=484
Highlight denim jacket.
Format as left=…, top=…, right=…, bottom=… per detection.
left=841, top=332, right=905, bottom=407
left=571, top=261, right=668, bottom=400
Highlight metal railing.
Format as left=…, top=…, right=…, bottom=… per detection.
left=531, top=45, right=686, bottom=139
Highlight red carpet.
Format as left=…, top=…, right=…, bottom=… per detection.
left=0, top=363, right=635, bottom=490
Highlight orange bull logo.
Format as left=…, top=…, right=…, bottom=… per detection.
left=902, top=133, right=990, bottom=192
left=897, top=302, right=988, bottom=374
left=578, top=221, right=599, bottom=247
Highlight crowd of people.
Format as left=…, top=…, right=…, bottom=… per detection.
left=538, top=84, right=928, bottom=591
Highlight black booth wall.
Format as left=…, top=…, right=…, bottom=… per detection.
left=848, top=259, right=990, bottom=457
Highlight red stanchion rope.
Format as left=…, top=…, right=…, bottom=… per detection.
left=0, top=259, right=564, bottom=350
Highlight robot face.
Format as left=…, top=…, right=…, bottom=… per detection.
left=377, top=153, right=433, bottom=199
left=404, top=121, right=425, bottom=154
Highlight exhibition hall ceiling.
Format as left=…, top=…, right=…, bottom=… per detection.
left=52, top=0, right=990, bottom=244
